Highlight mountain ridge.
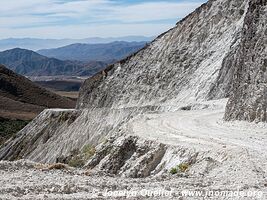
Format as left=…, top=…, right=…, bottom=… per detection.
left=77, top=0, right=249, bottom=109
left=0, top=48, right=107, bottom=76
left=0, top=41, right=147, bottom=76
left=0, top=64, right=76, bottom=122
left=0, top=36, right=154, bottom=51
left=0, top=65, right=75, bottom=111
left=37, top=41, right=147, bottom=62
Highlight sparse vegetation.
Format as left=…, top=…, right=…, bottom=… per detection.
left=0, top=118, right=29, bottom=146
left=68, top=157, right=85, bottom=168
left=170, top=167, right=178, bottom=174
left=178, top=163, right=189, bottom=172
left=82, top=144, right=96, bottom=159
left=48, top=163, right=68, bottom=170
left=170, top=163, right=190, bottom=174
left=100, top=137, right=109, bottom=145
left=68, top=144, right=96, bottom=168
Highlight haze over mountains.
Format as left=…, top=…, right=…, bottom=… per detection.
left=0, top=41, right=147, bottom=77
left=38, top=41, right=147, bottom=62
left=0, top=48, right=107, bottom=76
left=0, top=36, right=153, bottom=51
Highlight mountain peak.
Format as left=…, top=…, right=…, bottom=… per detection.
left=3, top=47, right=37, bottom=54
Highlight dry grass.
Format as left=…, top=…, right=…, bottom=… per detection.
left=34, top=163, right=69, bottom=171
left=0, top=110, right=38, bottom=121
left=55, top=91, right=79, bottom=100
left=48, top=163, right=68, bottom=170
left=84, top=170, right=91, bottom=176
left=0, top=96, right=42, bottom=120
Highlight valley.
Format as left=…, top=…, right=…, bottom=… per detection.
left=31, top=76, right=85, bottom=100
left=0, top=65, right=76, bottom=145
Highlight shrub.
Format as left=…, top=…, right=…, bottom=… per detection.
left=48, top=163, right=68, bottom=170
left=68, top=157, right=85, bottom=168
left=67, top=144, right=96, bottom=168
left=82, top=144, right=96, bottom=160
left=178, top=163, right=189, bottom=172
left=0, top=118, right=29, bottom=146
left=170, top=167, right=178, bottom=174
left=170, top=163, right=190, bottom=174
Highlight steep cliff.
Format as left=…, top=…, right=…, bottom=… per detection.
left=224, top=0, right=267, bottom=122
left=77, top=0, right=249, bottom=109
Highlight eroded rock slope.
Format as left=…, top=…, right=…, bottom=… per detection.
left=225, top=0, right=267, bottom=122
left=77, top=0, right=249, bottom=109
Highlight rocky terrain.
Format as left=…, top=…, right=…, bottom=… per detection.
left=77, top=0, right=249, bottom=109
left=0, top=100, right=266, bottom=199
left=225, top=0, right=267, bottom=122
left=0, top=0, right=266, bottom=199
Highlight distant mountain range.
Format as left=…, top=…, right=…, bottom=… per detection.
left=0, top=48, right=107, bottom=76
left=37, top=41, right=147, bottom=62
left=0, top=36, right=154, bottom=51
left=0, top=41, right=147, bottom=76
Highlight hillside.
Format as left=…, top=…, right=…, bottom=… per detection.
left=0, top=0, right=254, bottom=162
left=0, top=0, right=261, bottom=159
left=0, top=64, right=75, bottom=120
left=37, top=41, right=147, bottom=62
left=0, top=64, right=76, bottom=145
left=77, top=0, right=248, bottom=109
left=0, top=48, right=107, bottom=76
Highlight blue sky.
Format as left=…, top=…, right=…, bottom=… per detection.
left=0, top=0, right=206, bottom=39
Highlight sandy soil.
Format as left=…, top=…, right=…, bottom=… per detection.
left=130, top=99, right=267, bottom=152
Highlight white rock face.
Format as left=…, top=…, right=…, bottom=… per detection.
left=77, top=0, right=249, bottom=109
left=0, top=108, right=148, bottom=163
left=225, top=0, right=267, bottom=122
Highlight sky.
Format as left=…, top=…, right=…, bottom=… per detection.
left=0, top=0, right=206, bottom=39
